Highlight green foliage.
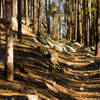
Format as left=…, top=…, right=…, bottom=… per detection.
left=87, top=0, right=97, bottom=13
left=48, top=3, right=58, bottom=17
left=49, top=3, right=56, bottom=9
left=69, top=0, right=73, bottom=12
left=88, top=8, right=96, bottom=12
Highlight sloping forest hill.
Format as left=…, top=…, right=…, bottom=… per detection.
left=0, top=0, right=100, bottom=99
left=0, top=17, right=100, bottom=100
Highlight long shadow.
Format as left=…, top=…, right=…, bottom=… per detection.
left=14, top=73, right=76, bottom=100
left=14, top=74, right=48, bottom=89
left=59, top=61, right=100, bottom=71
left=14, top=42, right=100, bottom=97
left=42, top=89, right=76, bottom=100
left=0, top=91, right=76, bottom=100
left=0, top=34, right=99, bottom=99
left=56, top=61, right=100, bottom=93
left=14, top=45, right=77, bottom=99
left=0, top=95, right=28, bottom=100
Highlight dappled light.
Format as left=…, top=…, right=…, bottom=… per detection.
left=0, top=0, right=100, bottom=100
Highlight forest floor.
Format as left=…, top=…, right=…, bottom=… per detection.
left=0, top=28, right=100, bottom=100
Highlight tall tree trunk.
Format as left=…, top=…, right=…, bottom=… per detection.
left=18, top=0, right=22, bottom=42
left=2, top=0, right=5, bottom=18
left=89, top=0, right=92, bottom=45
left=33, top=0, right=37, bottom=35
left=52, top=17, right=55, bottom=38
left=21, top=0, right=25, bottom=18
left=93, top=9, right=96, bottom=45
left=70, top=22, right=72, bottom=41
left=45, top=0, right=48, bottom=33
left=87, top=0, right=92, bottom=45
left=45, top=0, right=47, bottom=25
left=64, top=14, right=67, bottom=39
left=30, top=1, right=33, bottom=20
left=72, top=0, right=75, bottom=40
left=96, top=0, right=100, bottom=56
left=77, top=1, right=80, bottom=42
left=48, top=0, right=50, bottom=33
left=83, top=0, right=87, bottom=46
left=30, top=0, right=33, bottom=20
left=72, top=0, right=76, bottom=40
left=58, top=0, right=61, bottom=40
left=79, top=0, right=83, bottom=44
left=38, top=0, right=43, bottom=34
left=5, top=0, right=14, bottom=81
left=25, top=0, right=29, bottom=26
left=75, top=0, right=78, bottom=41
left=12, top=0, right=17, bottom=18
left=0, top=0, right=1, bottom=18
left=0, top=0, right=3, bottom=18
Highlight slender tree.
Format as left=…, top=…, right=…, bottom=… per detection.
left=18, top=0, right=22, bottom=42
left=48, top=0, right=50, bottom=33
left=45, top=0, right=49, bottom=33
left=88, top=0, right=92, bottom=45
left=12, top=0, right=17, bottom=18
left=2, top=0, right=5, bottom=18
left=63, top=0, right=67, bottom=39
left=33, top=0, right=37, bottom=35
left=75, top=1, right=80, bottom=42
left=25, top=0, right=29, bottom=26
left=96, top=0, right=100, bottom=56
left=79, top=0, right=83, bottom=44
left=0, top=0, right=1, bottom=18
left=58, top=0, right=61, bottom=40
left=38, top=0, right=43, bottom=34
left=5, top=0, right=14, bottom=81
left=83, top=0, right=87, bottom=46
left=75, top=0, right=78, bottom=41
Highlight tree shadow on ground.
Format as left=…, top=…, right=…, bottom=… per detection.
left=0, top=95, right=28, bottom=100
left=0, top=34, right=100, bottom=100
left=57, top=61, right=100, bottom=94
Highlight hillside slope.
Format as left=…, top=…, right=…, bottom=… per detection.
left=0, top=24, right=100, bottom=100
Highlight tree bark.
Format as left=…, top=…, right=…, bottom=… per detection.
left=52, top=17, right=55, bottom=38
left=89, top=0, right=92, bottom=45
left=48, top=0, right=50, bottom=33
left=75, top=0, right=78, bottom=41
left=2, top=0, right=5, bottom=18
left=96, top=0, right=100, bottom=56
left=70, top=22, right=72, bottom=41
left=87, top=0, right=92, bottom=45
left=12, top=0, right=17, bottom=18
left=45, top=0, right=50, bottom=34
left=38, top=0, right=43, bottom=34
left=33, top=0, right=37, bottom=35
left=77, top=1, right=80, bottom=42
left=5, top=0, right=14, bottom=81
left=25, top=0, right=29, bottom=26
left=0, top=0, right=3, bottom=18
left=83, top=0, right=87, bottom=46
left=63, top=0, right=67, bottom=39
left=79, top=0, right=83, bottom=44
left=18, top=0, right=22, bottom=42
left=58, top=0, right=61, bottom=40
left=0, top=0, right=1, bottom=18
